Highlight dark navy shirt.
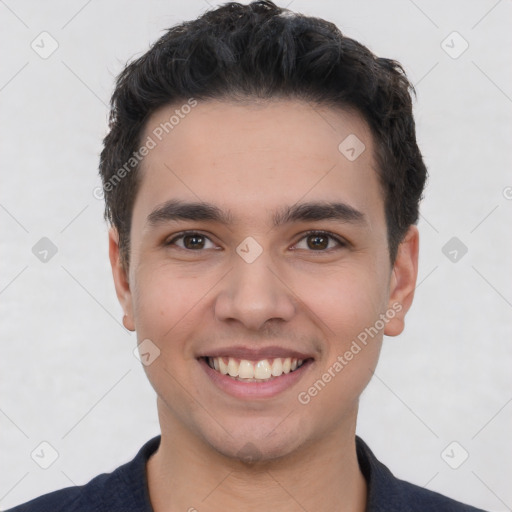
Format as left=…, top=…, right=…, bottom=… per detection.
left=5, top=436, right=486, bottom=511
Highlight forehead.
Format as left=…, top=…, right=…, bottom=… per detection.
left=132, top=99, right=383, bottom=230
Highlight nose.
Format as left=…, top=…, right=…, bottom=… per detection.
left=214, top=252, right=297, bottom=332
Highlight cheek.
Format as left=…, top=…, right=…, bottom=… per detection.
left=132, top=263, right=213, bottom=344
left=294, top=264, right=386, bottom=399
left=295, top=261, right=389, bottom=339
left=130, top=266, right=208, bottom=415
left=294, top=286, right=384, bottom=430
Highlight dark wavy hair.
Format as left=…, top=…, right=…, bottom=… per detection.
left=99, top=0, right=427, bottom=271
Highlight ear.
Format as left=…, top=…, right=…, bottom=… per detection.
left=108, top=227, right=135, bottom=331
left=384, top=225, right=419, bottom=337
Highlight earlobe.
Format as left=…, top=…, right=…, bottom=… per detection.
left=108, top=227, right=135, bottom=332
left=122, top=313, right=135, bottom=331
left=384, top=225, right=419, bottom=337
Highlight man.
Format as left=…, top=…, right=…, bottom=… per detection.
left=7, top=1, right=486, bottom=511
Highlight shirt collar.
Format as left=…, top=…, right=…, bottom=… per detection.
left=356, top=435, right=410, bottom=512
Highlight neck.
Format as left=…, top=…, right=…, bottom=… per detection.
left=147, top=406, right=367, bottom=512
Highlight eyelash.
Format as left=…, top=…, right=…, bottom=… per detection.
left=295, top=230, right=347, bottom=251
left=165, top=230, right=347, bottom=252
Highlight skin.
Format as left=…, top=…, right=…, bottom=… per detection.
left=109, top=99, right=419, bottom=512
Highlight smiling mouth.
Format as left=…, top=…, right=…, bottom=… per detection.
left=202, top=356, right=310, bottom=382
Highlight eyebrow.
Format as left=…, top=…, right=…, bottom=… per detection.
left=146, top=199, right=367, bottom=229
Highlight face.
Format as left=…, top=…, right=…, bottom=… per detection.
left=110, top=99, right=418, bottom=462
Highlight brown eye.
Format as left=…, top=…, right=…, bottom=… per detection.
left=306, top=233, right=329, bottom=250
left=294, top=231, right=345, bottom=251
left=182, top=234, right=206, bottom=249
left=166, top=232, right=216, bottom=250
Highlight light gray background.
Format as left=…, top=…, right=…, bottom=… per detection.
left=1, top=0, right=511, bottom=510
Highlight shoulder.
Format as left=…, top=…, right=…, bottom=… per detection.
left=4, top=436, right=160, bottom=512
left=355, top=436, right=488, bottom=512
left=4, top=472, right=116, bottom=512
left=388, top=474, right=487, bottom=512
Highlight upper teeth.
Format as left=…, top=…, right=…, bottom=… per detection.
left=208, top=357, right=304, bottom=380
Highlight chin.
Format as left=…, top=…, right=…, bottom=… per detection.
left=219, top=440, right=296, bottom=464
left=203, top=424, right=303, bottom=464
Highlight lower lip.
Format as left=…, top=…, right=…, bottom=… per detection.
left=198, top=358, right=313, bottom=399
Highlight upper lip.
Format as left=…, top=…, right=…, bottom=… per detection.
left=197, top=345, right=315, bottom=361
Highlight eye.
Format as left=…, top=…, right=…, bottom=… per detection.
left=166, top=231, right=217, bottom=250
left=293, top=230, right=346, bottom=251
